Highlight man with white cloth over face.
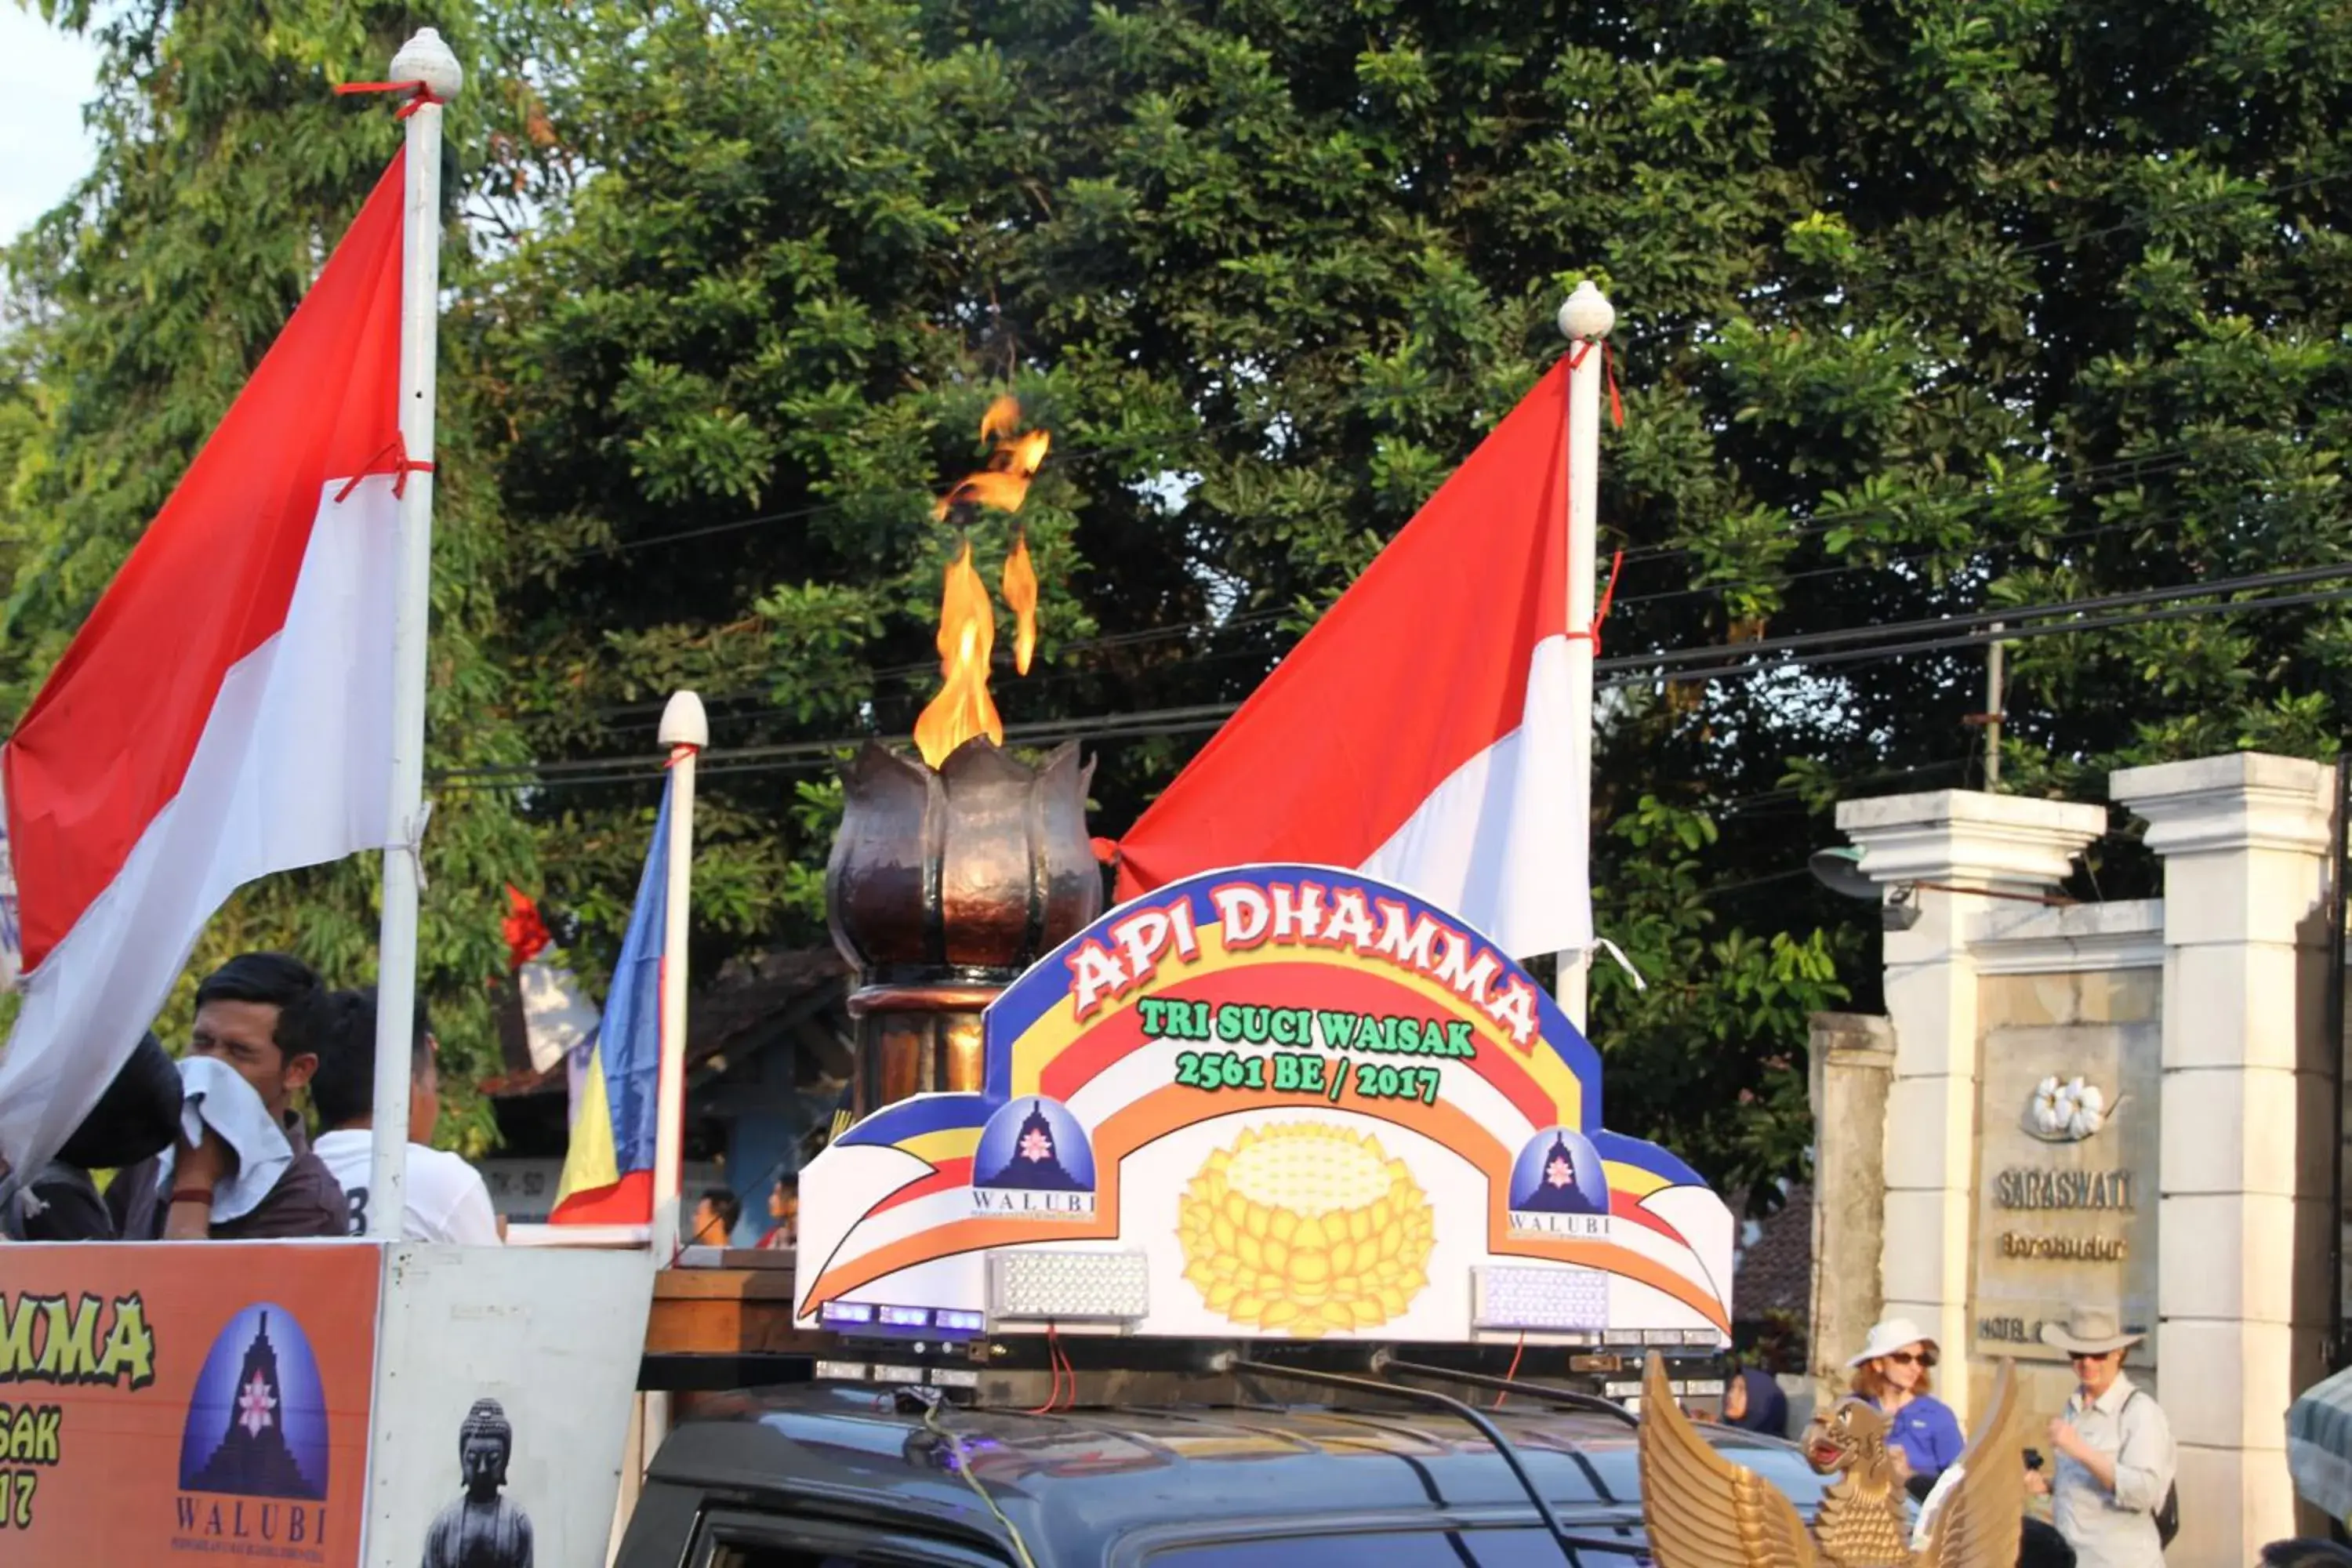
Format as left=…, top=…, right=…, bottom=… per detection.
left=2030, top=1307, right=2176, bottom=1568
left=107, top=951, right=347, bottom=1239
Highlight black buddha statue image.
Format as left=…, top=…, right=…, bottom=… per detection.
left=419, top=1398, right=535, bottom=1568
left=981, top=1098, right=1086, bottom=1191
left=1515, top=1131, right=1605, bottom=1216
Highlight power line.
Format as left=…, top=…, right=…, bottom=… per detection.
left=514, top=447, right=2267, bottom=731
left=437, top=701, right=1246, bottom=783
left=550, top=366, right=2317, bottom=575
left=2005, top=167, right=2352, bottom=257
left=557, top=412, right=1273, bottom=562
left=1606, top=509, right=2194, bottom=613
left=439, top=572, right=2352, bottom=793
left=1602, top=583, right=2352, bottom=691
left=556, top=502, right=2194, bottom=740
left=1604, top=437, right=2262, bottom=569
left=1611, top=560, right=2352, bottom=673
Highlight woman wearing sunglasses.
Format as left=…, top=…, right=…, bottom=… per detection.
left=1846, top=1316, right=1965, bottom=1483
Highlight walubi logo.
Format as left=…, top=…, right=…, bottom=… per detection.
left=174, top=1304, right=330, bottom=1555
left=971, top=1096, right=1097, bottom=1217
left=1507, top=1125, right=1610, bottom=1237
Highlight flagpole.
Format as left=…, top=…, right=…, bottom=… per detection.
left=1554, top=281, right=1615, bottom=1034
left=367, top=29, right=463, bottom=1238
left=648, top=691, right=707, bottom=1263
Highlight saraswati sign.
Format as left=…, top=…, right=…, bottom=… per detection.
left=796, top=865, right=1736, bottom=1343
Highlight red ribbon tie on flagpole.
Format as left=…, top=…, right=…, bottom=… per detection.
left=1564, top=550, right=1625, bottom=652
left=332, top=434, right=435, bottom=504
left=336, top=78, right=445, bottom=119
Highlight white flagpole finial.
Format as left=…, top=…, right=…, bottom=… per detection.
left=1557, top=279, right=1615, bottom=343
left=659, top=691, right=710, bottom=750
left=389, top=28, right=465, bottom=101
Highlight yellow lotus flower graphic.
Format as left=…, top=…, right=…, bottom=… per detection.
left=1177, top=1122, right=1435, bottom=1338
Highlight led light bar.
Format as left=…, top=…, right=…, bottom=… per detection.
left=1471, top=1265, right=1609, bottom=1334
left=987, top=1250, right=1149, bottom=1322
left=813, top=1359, right=980, bottom=1392
left=820, top=1300, right=988, bottom=1341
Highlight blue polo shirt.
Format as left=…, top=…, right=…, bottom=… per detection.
left=1873, top=1393, right=1965, bottom=1479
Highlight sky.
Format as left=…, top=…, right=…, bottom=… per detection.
left=0, top=8, right=101, bottom=242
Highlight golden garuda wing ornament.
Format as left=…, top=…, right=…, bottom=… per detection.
left=1907, top=1359, right=2028, bottom=1568
left=1637, top=1354, right=1818, bottom=1568
left=1635, top=1354, right=2027, bottom=1568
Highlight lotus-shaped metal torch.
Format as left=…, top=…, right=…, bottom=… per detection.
left=826, top=737, right=1102, bottom=1113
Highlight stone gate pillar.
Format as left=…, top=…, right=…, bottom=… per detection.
left=2112, top=753, right=2338, bottom=1562
left=1808, top=1011, right=1896, bottom=1416
left=1835, top=790, right=2107, bottom=1421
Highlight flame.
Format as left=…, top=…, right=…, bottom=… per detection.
left=932, top=397, right=1052, bottom=521
left=914, top=396, right=1052, bottom=761
left=980, top=394, right=1021, bottom=443
left=913, top=539, right=1004, bottom=768
left=1001, top=532, right=1039, bottom=675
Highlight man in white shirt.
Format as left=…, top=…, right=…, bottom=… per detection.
left=2029, top=1307, right=2176, bottom=1568
left=310, top=986, right=502, bottom=1245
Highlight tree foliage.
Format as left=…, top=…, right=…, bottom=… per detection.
left=10, top=0, right=2352, bottom=1195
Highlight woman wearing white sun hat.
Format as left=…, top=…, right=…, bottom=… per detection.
left=1846, top=1316, right=1965, bottom=1483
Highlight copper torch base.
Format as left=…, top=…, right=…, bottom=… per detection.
left=826, top=737, right=1102, bottom=1121
left=848, top=985, right=994, bottom=1111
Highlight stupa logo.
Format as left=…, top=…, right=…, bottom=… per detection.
left=172, top=1303, right=331, bottom=1554
left=1507, top=1125, right=1610, bottom=1237
left=971, top=1096, right=1096, bottom=1217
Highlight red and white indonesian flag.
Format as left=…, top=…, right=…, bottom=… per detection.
left=0, top=154, right=412, bottom=1181
left=1116, top=362, right=1585, bottom=960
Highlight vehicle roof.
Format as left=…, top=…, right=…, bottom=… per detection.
left=650, top=1385, right=1829, bottom=1566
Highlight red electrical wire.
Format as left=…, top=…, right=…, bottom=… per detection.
left=1494, top=1334, right=1526, bottom=1410
left=1025, top=1324, right=1067, bottom=1415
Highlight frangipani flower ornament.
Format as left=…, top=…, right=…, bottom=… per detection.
left=2025, top=1075, right=2121, bottom=1142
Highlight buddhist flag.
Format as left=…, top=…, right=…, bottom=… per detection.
left=1116, top=362, right=1586, bottom=960
left=550, top=776, right=673, bottom=1224
left=0, top=155, right=414, bottom=1183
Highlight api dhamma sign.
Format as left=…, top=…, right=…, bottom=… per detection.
left=795, top=865, right=1736, bottom=1344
